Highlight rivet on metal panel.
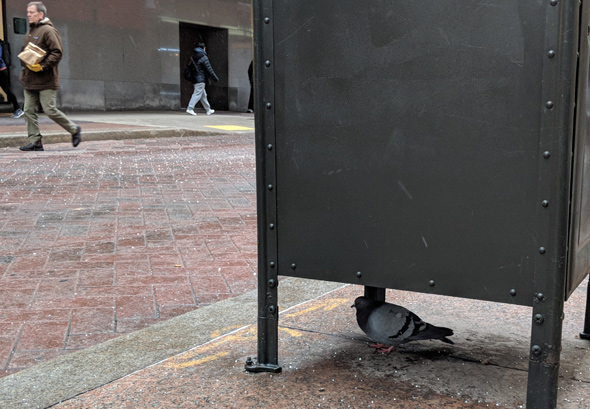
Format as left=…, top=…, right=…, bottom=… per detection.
left=291, top=263, right=297, bottom=270
left=549, top=0, right=558, bottom=5
left=539, top=247, right=546, bottom=254
left=266, top=103, right=272, bottom=109
left=267, top=144, right=273, bottom=151
left=267, top=184, right=273, bottom=191
left=269, top=223, right=275, bottom=230
left=356, top=271, right=362, bottom=278
left=269, top=262, right=275, bottom=268
left=543, top=151, right=551, bottom=159
left=264, top=17, right=270, bottom=24
left=429, top=280, right=435, bottom=287
left=265, top=60, right=271, bottom=67
left=541, top=200, right=549, bottom=208
left=268, top=304, right=276, bottom=314
left=537, top=293, right=545, bottom=301
left=547, top=50, right=556, bottom=58
left=510, top=289, right=517, bottom=296
left=268, top=279, right=276, bottom=288
left=534, top=314, right=546, bottom=324
left=545, top=101, right=554, bottom=109
left=532, top=345, right=542, bottom=355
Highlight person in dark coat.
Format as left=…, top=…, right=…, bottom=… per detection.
left=0, top=40, right=23, bottom=118
left=247, top=60, right=253, bottom=113
left=186, top=42, right=219, bottom=116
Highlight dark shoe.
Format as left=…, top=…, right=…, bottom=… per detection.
left=19, top=142, right=44, bottom=151
left=72, top=126, right=82, bottom=147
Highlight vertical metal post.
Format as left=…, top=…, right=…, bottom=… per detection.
left=580, top=275, right=590, bottom=340
left=245, top=0, right=281, bottom=374
left=527, top=291, right=565, bottom=408
left=364, top=286, right=385, bottom=302
left=525, top=0, right=576, bottom=405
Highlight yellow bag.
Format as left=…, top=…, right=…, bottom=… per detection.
left=17, top=42, right=46, bottom=65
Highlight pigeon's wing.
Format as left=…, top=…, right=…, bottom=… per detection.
left=354, top=297, right=455, bottom=346
left=364, top=303, right=415, bottom=345
left=404, top=321, right=454, bottom=343
left=386, top=307, right=454, bottom=344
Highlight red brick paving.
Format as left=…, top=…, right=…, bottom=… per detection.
left=0, top=134, right=257, bottom=377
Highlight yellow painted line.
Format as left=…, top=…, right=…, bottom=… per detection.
left=210, top=325, right=245, bottom=339
left=165, top=328, right=256, bottom=369
left=279, top=326, right=303, bottom=337
left=205, top=125, right=254, bottom=131
left=283, top=298, right=349, bottom=318
left=166, top=298, right=349, bottom=370
left=173, top=352, right=230, bottom=368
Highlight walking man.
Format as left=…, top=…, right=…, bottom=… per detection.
left=19, top=2, right=81, bottom=152
left=186, top=42, right=219, bottom=116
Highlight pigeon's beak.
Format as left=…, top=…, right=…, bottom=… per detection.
left=351, top=304, right=355, bottom=308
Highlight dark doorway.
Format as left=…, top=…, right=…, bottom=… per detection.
left=179, top=22, right=228, bottom=111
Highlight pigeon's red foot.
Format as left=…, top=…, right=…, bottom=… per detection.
left=368, top=343, right=395, bottom=354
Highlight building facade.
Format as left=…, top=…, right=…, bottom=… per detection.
left=3, top=0, right=253, bottom=112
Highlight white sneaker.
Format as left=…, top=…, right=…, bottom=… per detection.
left=206, top=109, right=215, bottom=116
left=12, top=109, right=24, bottom=119
left=186, top=108, right=196, bottom=116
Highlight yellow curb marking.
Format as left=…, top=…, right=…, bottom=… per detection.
left=166, top=298, right=348, bottom=369
left=173, top=352, right=230, bottom=368
left=210, top=325, right=244, bottom=339
left=279, top=326, right=303, bottom=337
left=205, top=125, right=254, bottom=131
left=283, top=298, right=349, bottom=318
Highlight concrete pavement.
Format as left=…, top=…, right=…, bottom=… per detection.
left=3, top=281, right=590, bottom=408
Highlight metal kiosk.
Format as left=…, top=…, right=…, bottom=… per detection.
left=246, top=1, right=590, bottom=407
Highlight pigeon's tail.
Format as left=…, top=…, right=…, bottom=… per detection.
left=413, top=324, right=454, bottom=344
left=432, top=326, right=454, bottom=344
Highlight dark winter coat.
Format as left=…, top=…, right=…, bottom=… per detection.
left=19, top=18, right=63, bottom=90
left=190, top=47, right=219, bottom=84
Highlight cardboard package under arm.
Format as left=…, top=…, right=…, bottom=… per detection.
left=17, top=42, right=46, bottom=66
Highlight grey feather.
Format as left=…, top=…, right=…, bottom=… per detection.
left=352, top=296, right=454, bottom=347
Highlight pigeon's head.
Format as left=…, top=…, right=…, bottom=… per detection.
left=352, top=296, right=371, bottom=309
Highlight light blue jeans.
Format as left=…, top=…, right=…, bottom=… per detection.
left=188, top=82, right=211, bottom=112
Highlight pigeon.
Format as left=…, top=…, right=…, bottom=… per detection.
left=352, top=296, right=454, bottom=354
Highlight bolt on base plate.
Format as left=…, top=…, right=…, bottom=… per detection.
left=244, top=357, right=282, bottom=373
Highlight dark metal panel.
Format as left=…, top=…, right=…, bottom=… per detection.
left=568, top=1, right=590, bottom=299
left=273, top=0, right=553, bottom=306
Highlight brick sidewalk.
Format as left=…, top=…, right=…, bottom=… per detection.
left=0, top=134, right=257, bottom=378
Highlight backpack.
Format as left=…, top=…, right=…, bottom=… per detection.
left=0, top=39, right=11, bottom=67
left=183, top=57, right=197, bottom=81
left=183, top=64, right=192, bottom=81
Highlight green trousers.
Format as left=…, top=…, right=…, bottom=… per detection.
left=24, top=89, right=78, bottom=143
